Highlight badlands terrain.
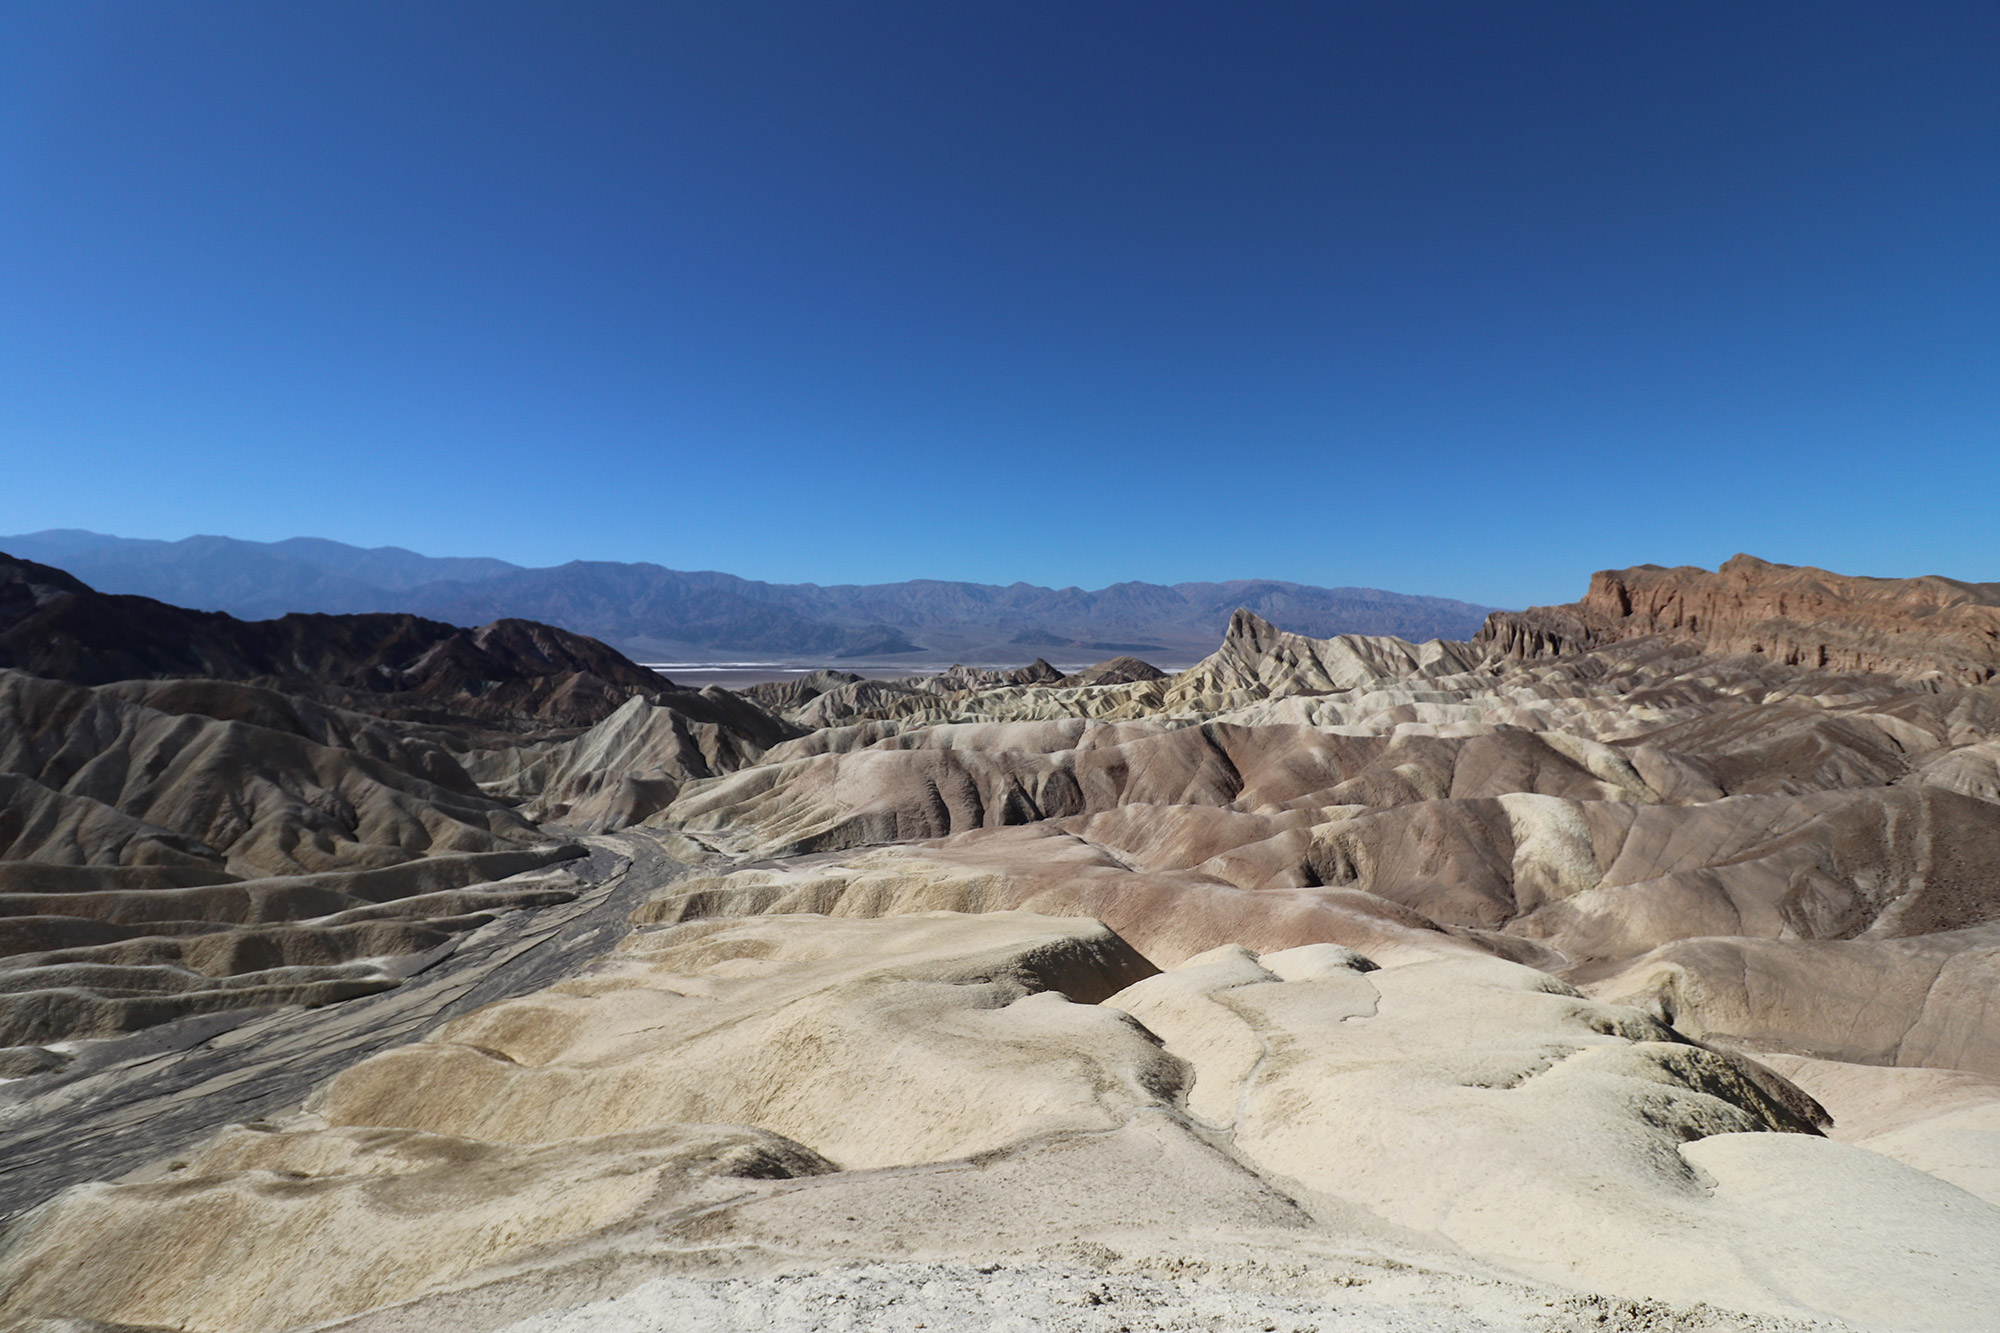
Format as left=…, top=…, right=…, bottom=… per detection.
left=1, top=550, right=1999, bottom=1331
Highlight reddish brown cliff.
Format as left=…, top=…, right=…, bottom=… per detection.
left=1479, top=554, right=2000, bottom=683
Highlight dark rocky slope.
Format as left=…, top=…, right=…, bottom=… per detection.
left=0, top=553, right=796, bottom=1052
left=0, top=550, right=672, bottom=727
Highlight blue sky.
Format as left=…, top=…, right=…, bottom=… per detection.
left=2, top=2, right=1994, bottom=608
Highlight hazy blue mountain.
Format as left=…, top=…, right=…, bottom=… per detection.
left=261, top=537, right=519, bottom=590
left=0, top=531, right=1501, bottom=663
left=0, top=531, right=521, bottom=619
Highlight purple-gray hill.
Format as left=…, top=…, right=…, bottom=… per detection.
left=0, top=530, right=1499, bottom=662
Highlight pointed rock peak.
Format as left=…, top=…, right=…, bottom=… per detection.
left=1225, top=607, right=1283, bottom=654
left=1721, top=554, right=1787, bottom=575
left=1003, top=658, right=1064, bottom=686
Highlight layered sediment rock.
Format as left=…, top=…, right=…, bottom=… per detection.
left=1480, top=554, right=2000, bottom=683
left=0, top=558, right=785, bottom=1050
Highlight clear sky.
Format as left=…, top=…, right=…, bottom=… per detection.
left=2, top=2, right=1994, bottom=608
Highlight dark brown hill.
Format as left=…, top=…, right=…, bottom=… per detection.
left=1478, top=553, right=2000, bottom=683
left=0, top=666, right=581, bottom=1046
left=0, top=553, right=808, bottom=1050
left=0, top=551, right=670, bottom=726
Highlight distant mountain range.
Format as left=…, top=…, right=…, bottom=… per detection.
left=0, top=530, right=1502, bottom=664
left=0, top=547, right=681, bottom=726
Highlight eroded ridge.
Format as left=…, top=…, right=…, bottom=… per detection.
left=5, top=553, right=2000, bottom=1331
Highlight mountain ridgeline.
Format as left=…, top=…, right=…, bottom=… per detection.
left=0, top=530, right=1499, bottom=662
left=0, top=550, right=675, bottom=727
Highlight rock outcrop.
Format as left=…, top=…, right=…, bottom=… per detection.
left=1480, top=554, right=2000, bottom=683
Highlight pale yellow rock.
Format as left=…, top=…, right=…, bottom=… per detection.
left=1107, top=944, right=2000, bottom=1326
left=1760, top=1053, right=2000, bottom=1206
left=0, top=1123, right=834, bottom=1333
left=0, top=912, right=1167, bottom=1331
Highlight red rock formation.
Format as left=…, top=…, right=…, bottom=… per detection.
left=1480, top=554, right=2000, bottom=683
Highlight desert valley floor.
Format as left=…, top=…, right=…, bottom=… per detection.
left=2, top=551, right=1999, bottom=1332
